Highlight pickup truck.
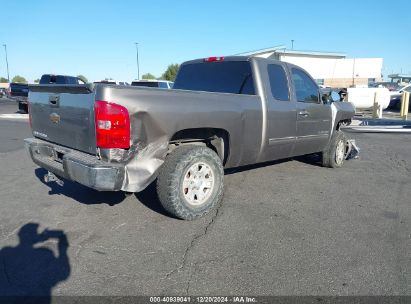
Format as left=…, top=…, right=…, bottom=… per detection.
left=8, top=83, right=29, bottom=113
left=25, top=56, right=355, bottom=220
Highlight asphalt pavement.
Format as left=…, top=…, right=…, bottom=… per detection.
left=0, top=101, right=410, bottom=297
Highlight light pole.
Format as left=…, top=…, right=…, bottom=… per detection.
left=135, top=42, right=140, bottom=80
left=3, top=44, right=10, bottom=82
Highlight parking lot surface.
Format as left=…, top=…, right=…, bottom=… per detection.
left=0, top=100, right=410, bottom=296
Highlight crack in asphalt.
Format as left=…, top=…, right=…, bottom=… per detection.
left=162, top=204, right=223, bottom=285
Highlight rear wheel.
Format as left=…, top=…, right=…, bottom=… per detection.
left=322, top=131, right=347, bottom=168
left=157, top=145, right=224, bottom=220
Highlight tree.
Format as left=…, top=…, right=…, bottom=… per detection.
left=77, top=75, right=88, bottom=84
left=0, top=77, right=8, bottom=83
left=161, top=64, right=180, bottom=81
left=34, top=79, right=40, bottom=83
left=12, top=75, right=27, bottom=83
left=142, top=73, right=156, bottom=80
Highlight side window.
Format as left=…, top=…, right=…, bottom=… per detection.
left=56, top=76, right=66, bottom=84
left=267, top=64, right=289, bottom=101
left=68, top=77, right=77, bottom=84
left=291, top=68, right=320, bottom=103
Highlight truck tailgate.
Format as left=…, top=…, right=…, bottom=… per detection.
left=28, top=85, right=96, bottom=155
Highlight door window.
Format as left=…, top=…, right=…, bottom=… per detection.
left=267, top=64, right=290, bottom=101
left=291, top=68, right=320, bottom=103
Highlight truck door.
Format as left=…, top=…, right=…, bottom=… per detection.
left=264, top=63, right=297, bottom=161
left=290, top=67, right=332, bottom=156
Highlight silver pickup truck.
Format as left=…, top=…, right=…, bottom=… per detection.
left=25, top=56, right=355, bottom=220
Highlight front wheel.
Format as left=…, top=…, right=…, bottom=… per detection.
left=322, top=131, right=347, bottom=168
left=156, top=145, right=224, bottom=220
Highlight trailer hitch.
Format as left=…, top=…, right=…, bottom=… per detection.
left=44, top=171, right=64, bottom=186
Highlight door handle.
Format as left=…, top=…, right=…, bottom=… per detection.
left=298, top=110, right=309, bottom=117
left=49, top=95, right=60, bottom=107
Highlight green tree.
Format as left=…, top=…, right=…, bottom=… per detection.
left=12, top=75, right=27, bottom=83
left=142, top=73, right=156, bottom=80
left=77, top=75, right=88, bottom=83
left=161, top=64, right=180, bottom=81
left=0, top=77, right=8, bottom=83
left=34, top=79, right=40, bottom=83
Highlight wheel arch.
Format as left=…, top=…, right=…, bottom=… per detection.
left=169, top=128, right=230, bottom=165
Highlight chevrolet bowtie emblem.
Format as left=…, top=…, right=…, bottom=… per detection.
left=49, top=113, right=60, bottom=124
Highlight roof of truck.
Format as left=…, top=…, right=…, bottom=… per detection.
left=182, top=56, right=252, bottom=65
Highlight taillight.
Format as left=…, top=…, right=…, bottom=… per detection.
left=204, top=56, right=224, bottom=62
left=94, top=100, right=130, bottom=149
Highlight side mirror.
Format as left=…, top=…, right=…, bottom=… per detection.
left=330, top=91, right=341, bottom=102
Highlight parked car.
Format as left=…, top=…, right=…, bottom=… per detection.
left=7, top=83, right=29, bottom=113
left=93, top=80, right=129, bottom=86
left=388, top=83, right=411, bottom=110
left=26, top=56, right=355, bottom=220
left=39, top=74, right=86, bottom=85
left=131, top=79, right=173, bottom=89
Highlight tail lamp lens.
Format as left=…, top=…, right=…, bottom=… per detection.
left=95, top=100, right=130, bottom=149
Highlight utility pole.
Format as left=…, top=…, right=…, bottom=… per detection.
left=3, top=44, right=10, bottom=82
left=135, top=42, right=140, bottom=80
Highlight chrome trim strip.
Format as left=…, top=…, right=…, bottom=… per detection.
left=296, top=134, right=329, bottom=139
left=268, top=136, right=296, bottom=145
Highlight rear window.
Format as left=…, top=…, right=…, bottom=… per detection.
left=39, top=75, right=51, bottom=84
left=173, top=61, right=255, bottom=95
left=11, top=83, right=28, bottom=89
left=40, top=75, right=79, bottom=84
left=131, top=81, right=160, bottom=88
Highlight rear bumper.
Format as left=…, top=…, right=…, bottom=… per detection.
left=24, top=138, right=125, bottom=191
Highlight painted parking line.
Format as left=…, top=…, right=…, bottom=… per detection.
left=0, top=114, right=29, bottom=120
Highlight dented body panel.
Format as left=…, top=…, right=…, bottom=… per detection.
left=26, top=57, right=355, bottom=192
left=94, top=85, right=263, bottom=191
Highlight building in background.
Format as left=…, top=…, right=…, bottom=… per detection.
left=387, top=74, right=411, bottom=85
left=239, top=46, right=383, bottom=88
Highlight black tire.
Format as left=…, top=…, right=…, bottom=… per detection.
left=322, top=131, right=347, bottom=168
left=156, top=145, right=224, bottom=220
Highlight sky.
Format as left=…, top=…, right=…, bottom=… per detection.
left=0, top=0, right=410, bottom=83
